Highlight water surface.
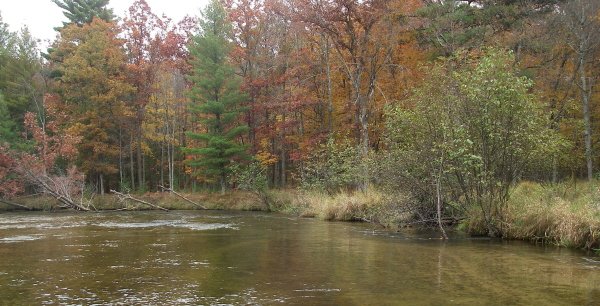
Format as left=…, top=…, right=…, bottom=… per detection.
left=0, top=211, right=598, bottom=305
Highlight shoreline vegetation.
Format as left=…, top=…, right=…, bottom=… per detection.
left=1, top=0, right=600, bottom=259
left=3, top=181, right=598, bottom=252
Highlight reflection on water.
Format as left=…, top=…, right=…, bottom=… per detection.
left=0, top=210, right=598, bottom=305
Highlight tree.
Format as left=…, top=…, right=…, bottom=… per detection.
left=50, top=19, right=134, bottom=193
left=185, top=0, right=249, bottom=194
left=280, top=0, right=415, bottom=190
left=383, top=50, right=563, bottom=237
left=122, top=0, right=165, bottom=191
left=0, top=27, right=44, bottom=131
left=52, top=0, right=114, bottom=27
left=418, top=0, right=560, bottom=57
left=0, top=92, right=17, bottom=144
left=13, top=97, right=89, bottom=210
left=559, top=0, right=600, bottom=181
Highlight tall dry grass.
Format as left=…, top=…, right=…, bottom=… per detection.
left=269, top=188, right=414, bottom=226
left=464, top=181, right=600, bottom=250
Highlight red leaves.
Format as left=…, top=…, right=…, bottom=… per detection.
left=0, top=148, right=23, bottom=198
left=23, top=95, right=81, bottom=173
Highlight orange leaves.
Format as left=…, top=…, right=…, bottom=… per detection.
left=0, top=146, right=23, bottom=198
left=255, top=138, right=278, bottom=166
left=51, top=18, right=134, bottom=180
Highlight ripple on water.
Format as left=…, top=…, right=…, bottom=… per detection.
left=582, top=257, right=600, bottom=270
left=0, top=222, right=87, bottom=230
left=0, top=235, right=43, bottom=243
left=94, top=220, right=237, bottom=231
left=0, top=215, right=89, bottom=230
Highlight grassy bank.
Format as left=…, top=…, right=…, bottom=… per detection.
left=463, top=181, right=600, bottom=251
left=269, top=183, right=600, bottom=251
left=2, top=191, right=268, bottom=212
left=504, top=182, right=599, bottom=250
left=267, top=189, right=416, bottom=228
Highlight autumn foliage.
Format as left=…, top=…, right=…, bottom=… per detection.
left=0, top=0, right=599, bottom=198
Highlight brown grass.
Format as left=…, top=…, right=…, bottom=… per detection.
left=268, top=188, right=409, bottom=224
left=3, top=190, right=268, bottom=212
left=463, top=181, right=600, bottom=250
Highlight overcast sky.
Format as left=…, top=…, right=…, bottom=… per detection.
left=1, top=0, right=210, bottom=47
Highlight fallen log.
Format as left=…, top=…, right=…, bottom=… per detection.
left=159, top=185, right=206, bottom=209
left=0, top=198, right=32, bottom=210
left=29, top=176, right=90, bottom=211
left=110, top=190, right=169, bottom=212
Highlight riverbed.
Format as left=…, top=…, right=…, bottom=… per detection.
left=0, top=211, right=598, bottom=305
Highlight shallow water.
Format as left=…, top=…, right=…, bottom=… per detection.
left=0, top=210, right=597, bottom=305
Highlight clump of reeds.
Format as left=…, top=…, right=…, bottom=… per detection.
left=500, top=181, right=600, bottom=250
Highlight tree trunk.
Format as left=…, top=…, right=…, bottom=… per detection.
left=322, top=34, right=334, bottom=134
left=160, top=138, right=165, bottom=188
left=280, top=114, right=286, bottom=187
left=580, top=52, right=593, bottom=181
left=436, top=177, right=448, bottom=239
left=358, top=96, right=369, bottom=192
left=130, top=135, right=135, bottom=190
left=136, top=121, right=143, bottom=191
left=119, top=127, right=123, bottom=188
left=220, top=174, right=226, bottom=195
left=142, top=152, right=146, bottom=191
left=168, top=141, right=174, bottom=190
left=99, top=173, right=104, bottom=195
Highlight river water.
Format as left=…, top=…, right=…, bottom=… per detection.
left=0, top=211, right=597, bottom=305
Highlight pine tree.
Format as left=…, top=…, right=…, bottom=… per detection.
left=0, top=91, right=17, bottom=145
left=52, top=0, right=114, bottom=27
left=185, top=0, right=248, bottom=194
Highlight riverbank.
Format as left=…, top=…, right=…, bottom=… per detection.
left=4, top=191, right=269, bottom=212
left=2, top=181, right=599, bottom=251
left=486, top=181, right=599, bottom=250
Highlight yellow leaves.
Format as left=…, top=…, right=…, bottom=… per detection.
left=65, top=122, right=85, bottom=138
left=256, top=151, right=278, bottom=167
left=256, top=138, right=278, bottom=166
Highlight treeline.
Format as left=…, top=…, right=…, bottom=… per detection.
left=0, top=0, right=599, bottom=209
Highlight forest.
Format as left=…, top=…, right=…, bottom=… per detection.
left=0, top=0, right=599, bottom=248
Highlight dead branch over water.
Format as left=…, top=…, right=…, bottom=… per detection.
left=159, top=185, right=206, bottom=209
left=110, top=190, right=169, bottom=211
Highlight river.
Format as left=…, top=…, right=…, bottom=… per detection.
left=0, top=211, right=598, bottom=305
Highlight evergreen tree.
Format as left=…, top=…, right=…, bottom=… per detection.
left=52, top=0, right=114, bottom=27
left=0, top=19, right=42, bottom=139
left=185, top=0, right=248, bottom=194
left=0, top=13, right=12, bottom=50
left=0, top=91, right=17, bottom=145
left=1, top=27, right=42, bottom=126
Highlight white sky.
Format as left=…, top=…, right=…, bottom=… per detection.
left=1, top=0, right=210, bottom=47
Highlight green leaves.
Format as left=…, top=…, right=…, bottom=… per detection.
left=184, top=0, right=248, bottom=190
left=52, top=0, right=114, bottom=28
left=382, top=49, right=566, bottom=234
left=300, top=138, right=362, bottom=194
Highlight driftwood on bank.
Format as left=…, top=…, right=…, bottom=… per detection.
left=159, top=185, right=206, bottom=209
left=0, top=199, right=32, bottom=210
left=110, top=190, right=169, bottom=211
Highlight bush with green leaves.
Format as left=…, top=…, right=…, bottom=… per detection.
left=228, top=160, right=268, bottom=193
left=227, top=160, right=271, bottom=208
left=300, top=138, right=362, bottom=194
left=382, top=49, right=566, bottom=236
